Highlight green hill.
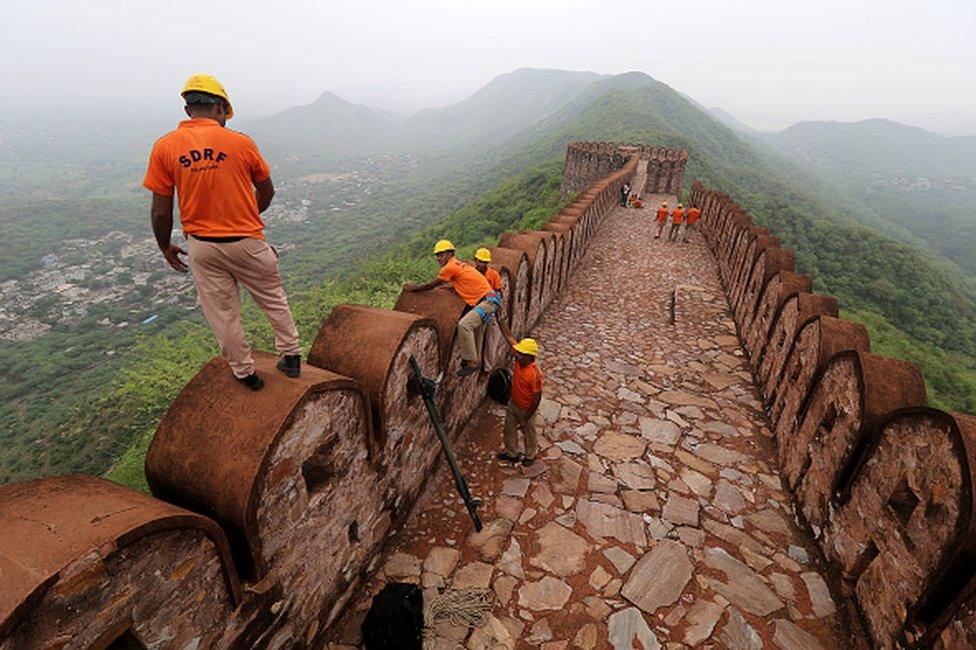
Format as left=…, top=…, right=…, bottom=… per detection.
left=761, top=119, right=976, bottom=274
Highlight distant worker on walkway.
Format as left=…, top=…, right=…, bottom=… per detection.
left=631, top=194, right=643, bottom=209
left=668, top=203, right=685, bottom=241
left=405, top=240, right=501, bottom=377
left=620, top=182, right=631, bottom=207
left=684, top=205, right=701, bottom=242
left=497, top=337, right=543, bottom=467
left=474, top=248, right=503, bottom=292
left=143, top=74, right=301, bottom=391
left=654, top=201, right=669, bottom=239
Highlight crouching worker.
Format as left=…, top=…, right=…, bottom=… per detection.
left=497, top=337, right=543, bottom=467
left=405, top=240, right=501, bottom=377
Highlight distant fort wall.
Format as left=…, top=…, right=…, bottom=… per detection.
left=0, top=146, right=642, bottom=648
left=560, top=141, right=687, bottom=197
left=690, top=181, right=976, bottom=649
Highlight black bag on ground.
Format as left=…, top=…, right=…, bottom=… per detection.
left=487, top=368, right=512, bottom=405
left=361, top=582, right=424, bottom=650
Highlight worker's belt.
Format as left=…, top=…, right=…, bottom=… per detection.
left=473, top=291, right=502, bottom=324
left=192, top=234, right=246, bottom=243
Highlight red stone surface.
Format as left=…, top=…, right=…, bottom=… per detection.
left=146, top=351, right=370, bottom=577
left=0, top=476, right=239, bottom=644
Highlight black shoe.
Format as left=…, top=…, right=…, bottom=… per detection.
left=521, top=456, right=536, bottom=467
left=277, top=354, right=301, bottom=378
left=457, top=364, right=479, bottom=378
left=235, top=373, right=264, bottom=391
left=496, top=451, right=521, bottom=463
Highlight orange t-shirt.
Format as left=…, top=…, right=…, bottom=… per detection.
left=484, top=267, right=503, bottom=291
left=511, top=360, right=543, bottom=411
left=671, top=208, right=684, bottom=224
left=687, top=208, right=701, bottom=225
left=656, top=207, right=668, bottom=222
left=438, top=257, right=492, bottom=306
left=143, top=118, right=271, bottom=239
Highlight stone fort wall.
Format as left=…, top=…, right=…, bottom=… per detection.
left=0, top=147, right=642, bottom=649
left=690, top=181, right=976, bottom=649
left=560, top=141, right=687, bottom=197
left=4, top=143, right=975, bottom=648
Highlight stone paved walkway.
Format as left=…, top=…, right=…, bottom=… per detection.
left=328, top=195, right=855, bottom=649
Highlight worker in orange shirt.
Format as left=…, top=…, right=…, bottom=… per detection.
left=684, top=205, right=701, bottom=242
left=473, top=248, right=503, bottom=292
left=668, top=203, right=685, bottom=241
left=143, top=74, right=301, bottom=391
left=497, top=337, right=543, bottom=467
left=406, top=240, right=501, bottom=377
left=654, top=201, right=669, bottom=239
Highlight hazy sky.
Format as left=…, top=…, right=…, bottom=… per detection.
left=2, top=0, right=974, bottom=131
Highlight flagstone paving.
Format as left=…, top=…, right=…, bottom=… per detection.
left=327, top=187, right=859, bottom=648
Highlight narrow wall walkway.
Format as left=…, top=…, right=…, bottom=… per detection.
left=328, top=198, right=854, bottom=649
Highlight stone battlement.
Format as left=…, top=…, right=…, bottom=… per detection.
left=690, top=181, right=976, bottom=648
left=560, top=141, right=687, bottom=196
left=0, top=148, right=642, bottom=649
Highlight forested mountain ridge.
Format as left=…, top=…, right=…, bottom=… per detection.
left=760, top=118, right=976, bottom=275
left=2, top=68, right=974, bottom=489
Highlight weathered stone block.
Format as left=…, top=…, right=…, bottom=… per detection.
left=0, top=476, right=238, bottom=649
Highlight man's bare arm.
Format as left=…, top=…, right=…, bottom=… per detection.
left=255, top=177, right=275, bottom=213
left=498, top=317, right=515, bottom=346
left=405, top=278, right=446, bottom=292
left=150, top=193, right=187, bottom=272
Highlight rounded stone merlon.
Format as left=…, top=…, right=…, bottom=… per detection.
left=394, top=285, right=467, bottom=368
left=308, top=304, right=440, bottom=434
left=788, top=350, right=927, bottom=530
left=829, top=408, right=976, bottom=647
left=146, top=351, right=372, bottom=579
left=488, top=246, right=529, bottom=335
left=0, top=475, right=239, bottom=646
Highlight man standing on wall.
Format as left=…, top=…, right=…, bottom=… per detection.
left=405, top=240, right=501, bottom=377
left=143, top=74, right=302, bottom=391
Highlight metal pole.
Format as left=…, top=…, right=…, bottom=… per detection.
left=409, top=356, right=483, bottom=532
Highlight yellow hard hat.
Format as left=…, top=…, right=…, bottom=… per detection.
left=181, top=74, right=234, bottom=119
left=513, top=338, right=539, bottom=357
left=475, top=247, right=492, bottom=263
left=677, top=203, right=684, bottom=208
left=433, top=239, right=455, bottom=255
left=662, top=202, right=668, bottom=207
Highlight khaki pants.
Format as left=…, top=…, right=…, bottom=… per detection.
left=504, top=402, right=538, bottom=460
left=457, top=298, right=498, bottom=363
left=683, top=222, right=695, bottom=242
left=654, top=220, right=667, bottom=238
left=668, top=222, right=681, bottom=241
left=187, top=236, right=301, bottom=378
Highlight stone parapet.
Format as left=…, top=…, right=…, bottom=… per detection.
left=691, top=179, right=976, bottom=647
